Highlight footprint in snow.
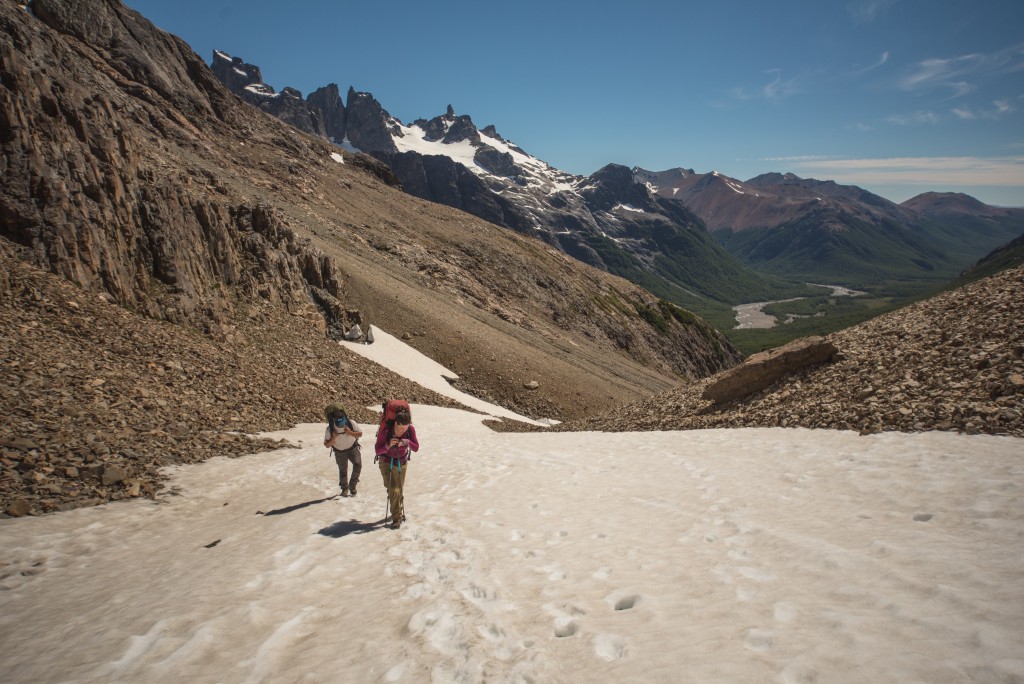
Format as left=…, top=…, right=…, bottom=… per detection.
left=744, top=628, right=775, bottom=652
left=593, top=633, right=627, bottom=661
left=612, top=594, right=639, bottom=611
left=553, top=617, right=578, bottom=638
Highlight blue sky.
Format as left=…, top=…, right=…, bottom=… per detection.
left=124, top=0, right=1024, bottom=206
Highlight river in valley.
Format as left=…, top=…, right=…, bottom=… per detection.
left=732, top=284, right=866, bottom=329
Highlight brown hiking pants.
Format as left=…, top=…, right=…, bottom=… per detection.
left=378, top=459, right=407, bottom=525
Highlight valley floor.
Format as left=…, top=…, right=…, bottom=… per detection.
left=1, top=336, right=1022, bottom=683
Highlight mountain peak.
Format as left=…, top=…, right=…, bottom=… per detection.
left=211, top=50, right=266, bottom=97
left=480, top=124, right=506, bottom=142
left=746, top=172, right=803, bottom=186
left=632, top=167, right=695, bottom=193
left=901, top=191, right=996, bottom=216
left=411, top=107, right=480, bottom=144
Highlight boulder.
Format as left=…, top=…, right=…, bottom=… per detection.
left=702, top=336, right=838, bottom=404
left=5, top=499, right=31, bottom=517
left=101, top=464, right=128, bottom=486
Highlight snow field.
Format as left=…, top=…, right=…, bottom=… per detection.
left=1, top=407, right=1022, bottom=682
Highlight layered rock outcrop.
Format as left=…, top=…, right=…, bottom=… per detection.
left=1, top=0, right=348, bottom=337
left=701, top=337, right=838, bottom=403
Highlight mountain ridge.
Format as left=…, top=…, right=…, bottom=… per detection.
left=643, top=168, right=1023, bottom=286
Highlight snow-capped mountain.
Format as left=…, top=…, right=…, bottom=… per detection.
left=210, top=52, right=797, bottom=306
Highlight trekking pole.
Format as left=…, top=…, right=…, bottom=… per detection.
left=384, top=465, right=392, bottom=524
left=327, top=447, right=336, bottom=496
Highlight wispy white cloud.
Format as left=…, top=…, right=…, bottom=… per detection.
left=847, top=0, right=898, bottom=24
left=727, top=68, right=813, bottom=104
left=993, top=99, right=1014, bottom=116
left=762, top=69, right=800, bottom=102
left=899, top=43, right=1024, bottom=98
left=950, top=100, right=1015, bottom=121
left=790, top=156, right=1024, bottom=187
left=760, top=155, right=834, bottom=163
left=885, top=110, right=939, bottom=126
left=856, top=51, right=890, bottom=74
left=860, top=97, right=1014, bottom=129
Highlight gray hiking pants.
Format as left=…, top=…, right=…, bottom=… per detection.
left=333, top=444, right=361, bottom=490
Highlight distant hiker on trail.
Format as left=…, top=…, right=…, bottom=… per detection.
left=375, top=405, right=419, bottom=529
left=324, top=403, right=363, bottom=497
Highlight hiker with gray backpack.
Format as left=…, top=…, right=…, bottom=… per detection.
left=323, top=403, right=363, bottom=497
left=374, top=400, right=419, bottom=529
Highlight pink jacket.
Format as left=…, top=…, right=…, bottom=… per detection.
left=375, top=424, right=419, bottom=465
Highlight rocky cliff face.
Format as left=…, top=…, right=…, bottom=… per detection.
left=211, top=50, right=340, bottom=140
left=210, top=50, right=264, bottom=93
left=1, top=0, right=349, bottom=338
left=343, top=87, right=400, bottom=153
left=307, top=83, right=346, bottom=143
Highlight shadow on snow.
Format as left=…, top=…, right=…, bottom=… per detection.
left=317, top=518, right=388, bottom=537
left=258, top=495, right=338, bottom=516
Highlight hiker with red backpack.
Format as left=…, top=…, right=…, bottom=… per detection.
left=375, top=400, right=419, bottom=529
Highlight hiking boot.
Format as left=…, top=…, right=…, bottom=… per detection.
left=341, top=488, right=350, bottom=497
left=349, top=486, right=357, bottom=496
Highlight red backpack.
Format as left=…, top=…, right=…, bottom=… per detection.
left=378, top=399, right=411, bottom=438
